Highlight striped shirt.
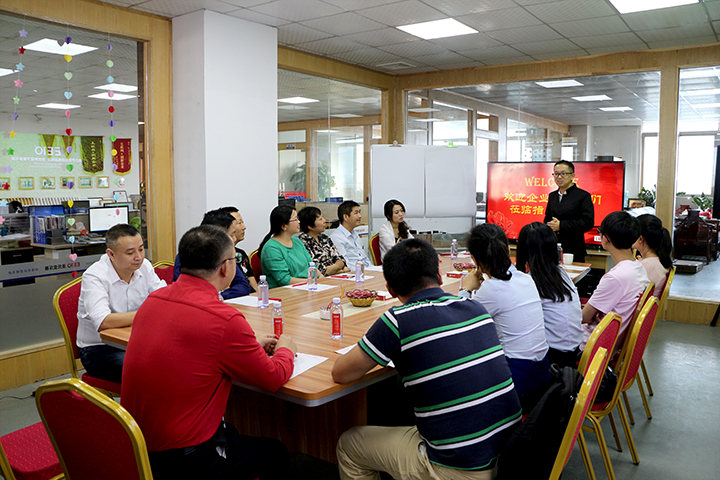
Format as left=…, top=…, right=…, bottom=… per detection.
left=359, top=287, right=522, bottom=471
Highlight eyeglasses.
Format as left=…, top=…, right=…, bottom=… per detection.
left=552, top=172, right=573, bottom=178
left=289, top=217, right=300, bottom=223
left=214, top=256, right=236, bottom=270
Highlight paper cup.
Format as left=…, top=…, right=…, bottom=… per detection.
left=563, top=253, right=574, bottom=265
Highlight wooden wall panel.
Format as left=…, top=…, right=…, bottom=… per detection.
left=0, top=342, right=69, bottom=391
left=664, top=297, right=720, bottom=325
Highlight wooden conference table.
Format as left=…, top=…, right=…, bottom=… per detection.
left=101, top=256, right=590, bottom=462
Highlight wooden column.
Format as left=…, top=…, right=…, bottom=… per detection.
left=656, top=63, right=680, bottom=230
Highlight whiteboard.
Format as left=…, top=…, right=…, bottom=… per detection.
left=370, top=145, right=425, bottom=218
left=425, top=146, right=476, bottom=217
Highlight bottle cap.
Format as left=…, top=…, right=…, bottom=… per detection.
left=260, top=275, right=266, bottom=281
left=274, top=301, right=281, bottom=308
left=333, top=297, right=341, bottom=304
left=309, top=261, right=315, bottom=267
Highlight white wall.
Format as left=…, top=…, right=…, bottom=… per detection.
left=173, top=10, right=278, bottom=251
left=592, top=126, right=642, bottom=199
left=0, top=116, right=140, bottom=200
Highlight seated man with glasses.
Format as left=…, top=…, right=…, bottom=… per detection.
left=173, top=209, right=252, bottom=299
left=544, top=160, right=594, bottom=262
left=122, top=225, right=296, bottom=480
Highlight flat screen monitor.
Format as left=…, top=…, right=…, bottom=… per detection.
left=88, top=206, right=129, bottom=234
left=486, top=161, right=625, bottom=246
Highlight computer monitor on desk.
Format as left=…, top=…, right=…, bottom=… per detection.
left=88, top=205, right=129, bottom=234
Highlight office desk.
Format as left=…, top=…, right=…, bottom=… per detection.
left=100, top=258, right=590, bottom=461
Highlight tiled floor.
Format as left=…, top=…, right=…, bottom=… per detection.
left=2, top=319, right=719, bottom=480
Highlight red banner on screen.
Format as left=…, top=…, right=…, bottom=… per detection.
left=486, top=162, right=625, bottom=244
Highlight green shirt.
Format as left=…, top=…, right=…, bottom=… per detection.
left=260, top=237, right=312, bottom=289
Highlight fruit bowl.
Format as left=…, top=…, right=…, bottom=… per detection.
left=453, top=262, right=476, bottom=271
left=346, top=289, right=377, bottom=307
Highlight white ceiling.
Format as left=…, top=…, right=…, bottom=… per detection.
left=98, top=0, right=720, bottom=74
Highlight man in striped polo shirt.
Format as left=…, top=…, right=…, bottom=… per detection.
left=332, top=238, right=522, bottom=480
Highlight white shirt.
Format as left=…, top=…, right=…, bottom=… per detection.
left=539, top=267, right=583, bottom=352
left=470, top=265, right=548, bottom=361
left=378, top=221, right=414, bottom=260
left=330, top=224, right=370, bottom=267
left=77, top=254, right=166, bottom=348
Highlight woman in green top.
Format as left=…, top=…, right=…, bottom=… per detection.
left=259, top=206, right=317, bottom=288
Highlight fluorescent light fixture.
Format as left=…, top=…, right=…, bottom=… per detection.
left=138, top=121, right=145, bottom=125
left=88, top=92, right=136, bottom=101
left=600, top=106, right=633, bottom=112
left=349, top=97, right=379, bottom=104
left=572, top=95, right=612, bottom=102
left=680, top=68, right=718, bottom=79
left=278, top=97, right=318, bottom=104
left=692, top=103, right=720, bottom=108
left=535, top=79, right=584, bottom=88
left=316, top=129, right=340, bottom=133
left=278, top=105, right=309, bottom=110
left=24, top=38, right=97, bottom=56
left=0, top=68, right=15, bottom=77
left=94, top=83, right=138, bottom=93
left=408, top=129, right=427, bottom=132
left=397, top=18, right=477, bottom=40
left=331, top=113, right=362, bottom=118
left=608, top=0, right=698, bottom=14
left=336, top=139, right=363, bottom=144
left=414, top=118, right=444, bottom=122
left=408, top=108, right=441, bottom=113
left=682, top=88, right=720, bottom=96
left=37, top=103, right=81, bottom=109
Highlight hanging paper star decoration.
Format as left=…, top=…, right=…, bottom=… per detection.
left=13, top=79, right=22, bottom=88
left=4, top=166, right=12, bottom=173
left=13, top=96, right=19, bottom=104
left=6, top=148, right=14, bottom=155
left=19, top=29, right=28, bottom=38
left=15, top=63, right=24, bottom=71
left=18, top=46, right=25, bottom=54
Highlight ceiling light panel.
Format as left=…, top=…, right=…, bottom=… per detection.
left=535, top=79, right=584, bottom=88
left=0, top=68, right=16, bottom=77
left=572, top=95, right=612, bottom=102
left=24, top=38, right=98, bottom=56
left=94, top=83, right=138, bottom=92
left=397, top=18, right=478, bottom=40
left=600, top=106, right=633, bottom=111
left=682, top=89, right=720, bottom=96
left=608, top=0, right=698, bottom=14
left=278, top=97, right=320, bottom=104
left=87, top=92, right=136, bottom=101
left=37, top=103, right=82, bottom=109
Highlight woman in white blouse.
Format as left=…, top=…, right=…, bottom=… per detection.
left=378, top=199, right=413, bottom=260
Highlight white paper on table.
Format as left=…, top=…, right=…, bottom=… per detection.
left=326, top=274, right=375, bottom=282
left=291, top=353, right=328, bottom=379
left=563, top=265, right=587, bottom=272
left=284, top=283, right=338, bottom=291
left=333, top=345, right=394, bottom=368
left=225, top=296, right=259, bottom=307
left=365, top=265, right=383, bottom=272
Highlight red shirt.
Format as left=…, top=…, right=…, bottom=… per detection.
left=121, top=274, right=294, bottom=452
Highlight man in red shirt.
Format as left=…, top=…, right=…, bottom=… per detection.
left=121, top=225, right=297, bottom=480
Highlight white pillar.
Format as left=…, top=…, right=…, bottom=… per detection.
left=173, top=10, right=278, bottom=252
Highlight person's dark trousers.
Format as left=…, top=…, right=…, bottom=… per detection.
left=547, top=346, right=581, bottom=370
left=506, top=355, right=551, bottom=413
left=148, top=421, right=290, bottom=480
left=78, top=344, right=125, bottom=383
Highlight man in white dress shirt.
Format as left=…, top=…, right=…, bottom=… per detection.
left=330, top=200, right=370, bottom=267
left=77, top=224, right=166, bottom=383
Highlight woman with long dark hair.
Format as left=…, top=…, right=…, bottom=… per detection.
left=516, top=222, right=582, bottom=368
left=259, top=206, right=314, bottom=288
left=633, top=214, right=672, bottom=297
left=378, top=199, right=413, bottom=260
left=459, top=223, right=549, bottom=411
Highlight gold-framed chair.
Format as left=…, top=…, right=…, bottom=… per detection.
left=35, top=378, right=153, bottom=480
left=582, top=297, right=660, bottom=480
left=249, top=248, right=261, bottom=283
left=152, top=260, right=175, bottom=285
left=369, top=233, right=382, bottom=266
left=0, top=422, right=63, bottom=480
left=549, top=347, right=608, bottom=480
left=52, top=277, right=121, bottom=396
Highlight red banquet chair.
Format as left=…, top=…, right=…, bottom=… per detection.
left=0, top=422, right=63, bottom=480
left=152, top=260, right=175, bottom=285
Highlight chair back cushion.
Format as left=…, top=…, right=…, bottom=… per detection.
left=56, top=280, right=83, bottom=360
left=37, top=381, right=147, bottom=480
left=250, top=250, right=262, bottom=282
left=0, top=422, right=62, bottom=480
left=578, top=313, right=620, bottom=376
left=620, top=299, right=659, bottom=391
left=154, top=265, right=174, bottom=285
left=370, top=234, right=382, bottom=266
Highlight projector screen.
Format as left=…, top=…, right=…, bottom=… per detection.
left=486, top=161, right=625, bottom=245
left=88, top=206, right=129, bottom=233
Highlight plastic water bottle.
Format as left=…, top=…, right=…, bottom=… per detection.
left=258, top=275, right=269, bottom=309
left=272, top=301, right=284, bottom=336
left=307, top=262, right=318, bottom=291
left=355, top=260, right=365, bottom=288
left=330, top=297, right=343, bottom=339
left=450, top=239, right=458, bottom=260
left=557, top=243, right=563, bottom=264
